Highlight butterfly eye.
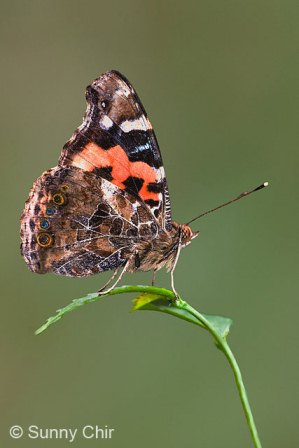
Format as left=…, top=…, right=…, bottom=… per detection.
left=101, top=101, right=107, bottom=109
left=37, top=232, right=53, bottom=248
left=52, top=193, right=65, bottom=206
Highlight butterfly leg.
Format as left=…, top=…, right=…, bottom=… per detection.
left=170, top=270, right=179, bottom=301
left=97, top=268, right=119, bottom=293
left=97, top=261, right=129, bottom=296
left=170, top=242, right=182, bottom=302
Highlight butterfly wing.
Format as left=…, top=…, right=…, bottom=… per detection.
left=20, top=166, right=158, bottom=276
left=59, top=70, right=172, bottom=231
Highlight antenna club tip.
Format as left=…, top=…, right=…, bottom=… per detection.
left=253, top=181, right=269, bottom=193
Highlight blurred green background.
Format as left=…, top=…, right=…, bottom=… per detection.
left=1, top=1, right=298, bottom=447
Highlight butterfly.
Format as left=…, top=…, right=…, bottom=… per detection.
left=20, top=70, right=199, bottom=297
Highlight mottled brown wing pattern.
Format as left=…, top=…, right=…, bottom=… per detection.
left=20, top=166, right=158, bottom=277
left=59, top=70, right=172, bottom=231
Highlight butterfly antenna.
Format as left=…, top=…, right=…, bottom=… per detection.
left=186, top=181, right=269, bottom=226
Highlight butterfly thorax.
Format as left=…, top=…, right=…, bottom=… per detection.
left=128, top=222, right=199, bottom=273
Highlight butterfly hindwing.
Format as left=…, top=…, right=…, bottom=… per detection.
left=20, top=166, right=158, bottom=276
left=59, top=70, right=172, bottom=231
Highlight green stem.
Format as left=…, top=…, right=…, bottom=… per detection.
left=35, top=284, right=263, bottom=447
left=181, top=301, right=262, bottom=448
left=100, top=287, right=262, bottom=446
left=104, top=284, right=176, bottom=299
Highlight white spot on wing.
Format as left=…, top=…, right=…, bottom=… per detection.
left=116, top=86, right=131, bottom=98
left=159, top=167, right=165, bottom=178
left=100, top=115, right=113, bottom=130
left=101, top=179, right=117, bottom=202
left=120, top=117, right=147, bottom=133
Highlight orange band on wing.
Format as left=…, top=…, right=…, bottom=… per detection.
left=72, top=142, right=110, bottom=170
left=71, top=142, right=159, bottom=202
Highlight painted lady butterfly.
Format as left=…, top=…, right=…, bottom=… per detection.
left=20, top=71, right=198, bottom=296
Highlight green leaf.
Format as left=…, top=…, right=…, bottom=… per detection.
left=35, top=287, right=232, bottom=340
left=35, top=292, right=99, bottom=335
left=35, top=285, right=175, bottom=335
left=132, top=293, right=232, bottom=340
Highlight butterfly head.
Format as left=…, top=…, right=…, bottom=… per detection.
left=171, top=222, right=199, bottom=248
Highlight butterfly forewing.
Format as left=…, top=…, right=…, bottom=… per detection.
left=59, top=70, right=172, bottom=231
